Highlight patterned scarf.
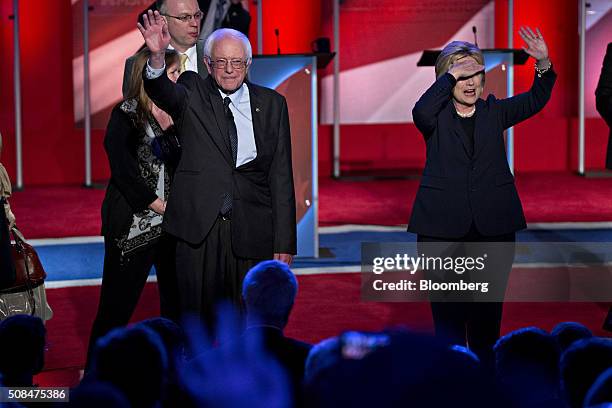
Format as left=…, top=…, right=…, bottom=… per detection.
left=116, top=99, right=172, bottom=255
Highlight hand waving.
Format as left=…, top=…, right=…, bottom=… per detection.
left=180, top=304, right=291, bottom=408
left=448, top=58, right=485, bottom=81
left=136, top=10, right=171, bottom=54
left=519, top=26, right=549, bottom=62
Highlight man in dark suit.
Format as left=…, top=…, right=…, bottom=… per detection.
left=123, top=0, right=207, bottom=97
left=138, top=11, right=296, bottom=324
left=595, top=42, right=612, bottom=171
left=242, top=260, right=311, bottom=401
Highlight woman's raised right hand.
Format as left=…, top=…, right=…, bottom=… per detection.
left=448, top=59, right=485, bottom=81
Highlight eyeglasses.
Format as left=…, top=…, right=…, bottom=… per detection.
left=162, top=11, right=203, bottom=23
left=208, top=58, right=249, bottom=70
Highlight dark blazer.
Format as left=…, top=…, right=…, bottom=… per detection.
left=143, top=71, right=296, bottom=259
left=101, top=104, right=158, bottom=239
left=122, top=41, right=207, bottom=98
left=246, top=327, right=311, bottom=386
left=221, top=3, right=251, bottom=37
left=595, top=42, right=612, bottom=170
left=408, top=69, right=556, bottom=239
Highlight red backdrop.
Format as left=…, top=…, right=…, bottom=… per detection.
left=0, top=0, right=607, bottom=185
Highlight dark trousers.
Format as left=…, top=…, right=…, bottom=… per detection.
left=86, top=234, right=179, bottom=368
left=175, top=216, right=259, bottom=328
left=417, top=223, right=515, bottom=369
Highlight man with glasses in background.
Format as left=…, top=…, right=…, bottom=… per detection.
left=123, top=0, right=207, bottom=96
left=138, top=12, right=297, bottom=326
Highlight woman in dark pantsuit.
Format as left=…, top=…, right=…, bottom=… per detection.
left=408, top=27, right=556, bottom=368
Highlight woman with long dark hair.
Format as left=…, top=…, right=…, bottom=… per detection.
left=87, top=48, right=182, bottom=367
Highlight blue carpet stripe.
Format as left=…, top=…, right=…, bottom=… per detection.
left=34, top=229, right=612, bottom=282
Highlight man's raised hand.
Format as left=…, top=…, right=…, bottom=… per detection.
left=136, top=10, right=170, bottom=58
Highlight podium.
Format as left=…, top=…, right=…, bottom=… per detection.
left=418, top=48, right=530, bottom=171
left=248, top=53, right=334, bottom=258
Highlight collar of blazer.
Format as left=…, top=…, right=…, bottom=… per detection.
left=447, top=97, right=490, bottom=160
left=201, top=76, right=265, bottom=168
left=196, top=40, right=206, bottom=77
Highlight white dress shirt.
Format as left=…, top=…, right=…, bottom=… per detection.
left=218, top=83, right=257, bottom=167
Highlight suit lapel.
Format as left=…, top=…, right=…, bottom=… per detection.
left=454, top=126, right=473, bottom=158
left=445, top=104, right=472, bottom=158
left=199, top=77, right=234, bottom=165
left=472, top=99, right=488, bottom=159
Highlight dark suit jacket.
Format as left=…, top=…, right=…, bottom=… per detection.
left=122, top=41, right=207, bottom=98
left=246, top=327, right=311, bottom=405
left=101, top=104, right=158, bottom=239
left=247, top=327, right=311, bottom=383
left=408, top=69, right=556, bottom=239
left=221, top=4, right=251, bottom=37
left=143, top=71, right=296, bottom=258
left=595, top=42, right=612, bottom=170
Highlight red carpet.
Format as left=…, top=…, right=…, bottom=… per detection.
left=10, top=172, right=612, bottom=239
left=35, top=275, right=611, bottom=387
left=319, top=172, right=612, bottom=226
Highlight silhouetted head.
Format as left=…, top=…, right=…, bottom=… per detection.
left=304, top=329, right=498, bottom=408
left=494, top=327, right=561, bottom=405
left=136, top=317, right=185, bottom=365
left=0, top=315, right=46, bottom=386
left=242, top=260, right=298, bottom=329
left=67, top=381, right=130, bottom=408
left=561, top=337, right=612, bottom=408
left=551, top=321, right=593, bottom=352
left=89, top=326, right=168, bottom=408
left=584, top=366, right=612, bottom=407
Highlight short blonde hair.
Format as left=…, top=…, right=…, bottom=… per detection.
left=435, top=41, right=484, bottom=79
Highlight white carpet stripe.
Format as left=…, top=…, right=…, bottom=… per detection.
left=45, top=275, right=158, bottom=289
left=29, top=236, right=104, bottom=246
left=526, top=222, right=612, bottom=230
left=24, top=222, right=612, bottom=248
left=44, top=259, right=612, bottom=289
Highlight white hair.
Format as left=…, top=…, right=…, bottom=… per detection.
left=204, top=28, right=252, bottom=62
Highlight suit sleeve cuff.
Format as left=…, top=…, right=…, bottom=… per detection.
left=443, top=72, right=457, bottom=86
left=145, top=60, right=166, bottom=79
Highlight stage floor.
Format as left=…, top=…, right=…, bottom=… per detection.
left=8, top=172, right=612, bottom=239
left=7, top=172, right=610, bottom=386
